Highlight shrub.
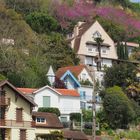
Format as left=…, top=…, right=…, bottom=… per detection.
left=38, top=107, right=61, bottom=116
left=96, top=130, right=101, bottom=136
left=26, top=12, right=60, bottom=33
left=70, top=113, right=81, bottom=122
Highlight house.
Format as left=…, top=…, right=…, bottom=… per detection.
left=0, top=80, right=36, bottom=140
left=56, top=65, right=102, bottom=110
left=68, top=20, right=118, bottom=69
left=56, top=65, right=93, bottom=84
left=18, top=86, right=81, bottom=122
left=32, top=112, right=63, bottom=139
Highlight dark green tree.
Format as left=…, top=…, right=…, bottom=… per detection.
left=104, top=63, right=136, bottom=88
left=26, top=12, right=60, bottom=34
left=102, top=86, right=135, bottom=129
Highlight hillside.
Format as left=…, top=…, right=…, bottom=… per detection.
left=0, top=0, right=140, bottom=87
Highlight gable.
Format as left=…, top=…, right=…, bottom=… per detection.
left=78, top=21, right=118, bottom=59
left=0, top=80, right=35, bottom=106
left=60, top=70, right=81, bottom=88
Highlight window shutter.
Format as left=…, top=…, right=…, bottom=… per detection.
left=20, top=129, right=26, bottom=140
left=43, top=96, right=50, bottom=107
left=16, top=108, right=23, bottom=122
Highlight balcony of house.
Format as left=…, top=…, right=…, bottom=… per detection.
left=0, top=96, right=10, bottom=106
left=0, top=119, right=32, bottom=128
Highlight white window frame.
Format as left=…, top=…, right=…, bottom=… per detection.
left=36, top=117, right=46, bottom=124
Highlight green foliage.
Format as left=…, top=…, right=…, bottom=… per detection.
left=0, top=74, right=6, bottom=81
left=80, top=79, right=93, bottom=86
left=38, top=107, right=61, bottom=117
left=5, top=0, right=41, bottom=15
left=96, top=130, right=101, bottom=136
left=119, top=131, right=140, bottom=139
left=39, top=131, right=64, bottom=140
left=70, top=113, right=81, bottom=122
left=82, top=110, right=92, bottom=122
left=96, top=110, right=109, bottom=130
left=102, top=86, right=135, bottom=129
left=104, top=63, right=136, bottom=88
left=116, top=42, right=128, bottom=60
left=26, top=12, right=60, bottom=34
left=39, top=33, right=79, bottom=70
left=97, top=18, right=126, bottom=42
left=107, top=129, right=115, bottom=136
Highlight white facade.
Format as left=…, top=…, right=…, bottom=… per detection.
left=33, top=86, right=80, bottom=122
left=78, top=85, right=102, bottom=111
left=78, top=68, right=93, bottom=83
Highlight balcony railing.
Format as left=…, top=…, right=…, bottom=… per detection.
left=0, top=119, right=32, bottom=127
left=0, top=96, right=10, bottom=106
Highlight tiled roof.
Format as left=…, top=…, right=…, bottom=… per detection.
left=0, top=80, right=36, bottom=106
left=74, top=21, right=94, bottom=53
left=56, top=89, right=80, bottom=97
left=63, top=130, right=88, bottom=140
left=32, top=112, right=63, bottom=128
left=17, top=88, right=37, bottom=94
left=56, top=65, right=86, bottom=79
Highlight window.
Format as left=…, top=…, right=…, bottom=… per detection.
left=80, top=91, right=86, bottom=100
left=60, top=117, right=67, bottom=122
left=86, top=57, right=93, bottom=65
left=43, top=96, right=50, bottom=107
left=102, top=49, right=107, bottom=54
left=81, top=73, right=86, bottom=80
left=93, top=31, right=102, bottom=38
left=20, top=129, right=26, bottom=140
left=80, top=101, right=86, bottom=109
left=0, top=107, right=5, bottom=119
left=36, top=117, right=46, bottom=123
left=88, top=48, right=93, bottom=52
left=16, top=108, right=23, bottom=122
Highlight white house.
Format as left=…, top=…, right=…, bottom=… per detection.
left=68, top=20, right=118, bottom=70
left=18, top=86, right=81, bottom=122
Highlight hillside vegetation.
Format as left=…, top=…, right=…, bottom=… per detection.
left=0, top=0, right=140, bottom=87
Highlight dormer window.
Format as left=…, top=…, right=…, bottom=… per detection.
left=93, top=31, right=102, bottom=39
left=36, top=117, right=46, bottom=123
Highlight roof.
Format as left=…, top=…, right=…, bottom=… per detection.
left=32, top=112, right=63, bottom=128
left=73, top=21, right=93, bottom=53
left=33, top=85, right=80, bottom=97
left=55, top=89, right=80, bottom=97
left=63, top=130, right=88, bottom=140
left=56, top=65, right=87, bottom=79
left=115, top=42, right=139, bottom=48
left=17, top=88, right=37, bottom=94
left=0, top=80, right=36, bottom=106
left=60, top=70, right=81, bottom=88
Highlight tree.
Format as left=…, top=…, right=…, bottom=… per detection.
left=5, top=0, right=42, bottom=15
left=102, top=86, right=135, bottom=129
left=104, top=63, right=136, bottom=88
left=39, top=33, right=79, bottom=70
left=38, top=107, right=61, bottom=117
left=26, top=12, right=60, bottom=34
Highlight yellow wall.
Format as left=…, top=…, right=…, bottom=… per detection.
left=4, top=86, right=32, bottom=122
left=35, top=128, right=61, bottom=135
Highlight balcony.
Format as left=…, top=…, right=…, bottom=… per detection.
left=0, top=119, right=32, bottom=128
left=0, top=96, right=10, bottom=106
